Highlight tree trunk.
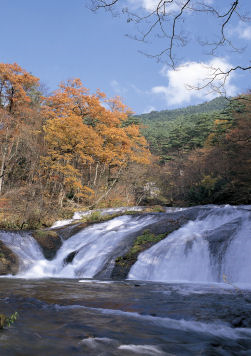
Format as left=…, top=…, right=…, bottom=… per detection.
left=93, top=162, right=99, bottom=186
left=58, top=188, right=65, bottom=208
left=0, top=149, right=7, bottom=195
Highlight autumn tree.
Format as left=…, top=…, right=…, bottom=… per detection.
left=43, top=79, right=150, bottom=206
left=0, top=63, right=40, bottom=194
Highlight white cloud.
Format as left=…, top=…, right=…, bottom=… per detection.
left=110, top=80, right=128, bottom=95
left=203, top=0, right=214, bottom=4
left=127, top=0, right=180, bottom=13
left=232, top=22, right=251, bottom=40
left=127, top=0, right=214, bottom=13
left=228, top=22, right=251, bottom=40
left=152, top=58, right=238, bottom=106
left=143, top=105, right=156, bottom=113
left=241, top=26, right=251, bottom=40
left=130, top=84, right=147, bottom=95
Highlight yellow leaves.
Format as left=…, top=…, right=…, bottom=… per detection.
left=64, top=176, right=94, bottom=200
left=42, top=77, right=151, bottom=202
left=0, top=62, right=39, bottom=114
left=200, top=175, right=219, bottom=191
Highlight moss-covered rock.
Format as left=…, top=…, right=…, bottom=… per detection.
left=112, top=230, right=166, bottom=279
left=111, top=211, right=196, bottom=279
left=32, top=230, right=62, bottom=260
left=0, top=241, right=19, bottom=275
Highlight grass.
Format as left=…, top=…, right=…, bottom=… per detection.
left=80, top=210, right=140, bottom=225
left=80, top=205, right=166, bottom=225
left=0, top=312, right=18, bottom=329
left=115, top=229, right=167, bottom=268
left=32, top=230, right=58, bottom=239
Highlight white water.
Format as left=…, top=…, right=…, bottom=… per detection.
left=0, top=205, right=250, bottom=283
left=1, top=214, right=156, bottom=278
left=0, top=231, right=44, bottom=272
left=51, top=206, right=144, bottom=228
left=223, top=220, right=251, bottom=283
left=55, top=303, right=251, bottom=340
left=128, top=206, right=251, bottom=284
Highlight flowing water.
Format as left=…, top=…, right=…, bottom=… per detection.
left=1, top=279, right=251, bottom=355
left=128, top=205, right=251, bottom=284
left=0, top=214, right=157, bottom=279
left=0, top=205, right=251, bottom=355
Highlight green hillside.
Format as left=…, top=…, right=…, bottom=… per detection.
left=136, top=97, right=229, bottom=123
left=135, top=97, right=231, bottom=160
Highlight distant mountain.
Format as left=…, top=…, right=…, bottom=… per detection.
left=135, top=97, right=229, bottom=123
left=133, top=97, right=231, bottom=159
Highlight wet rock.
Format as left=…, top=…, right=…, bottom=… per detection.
left=32, top=230, right=62, bottom=260
left=0, top=314, right=6, bottom=329
left=55, top=222, right=89, bottom=241
left=111, top=208, right=202, bottom=280
left=0, top=241, right=19, bottom=275
left=232, top=316, right=245, bottom=328
left=231, top=314, right=251, bottom=328
left=205, top=219, right=240, bottom=280
left=64, top=251, right=78, bottom=264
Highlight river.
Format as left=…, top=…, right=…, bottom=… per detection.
left=0, top=205, right=250, bottom=355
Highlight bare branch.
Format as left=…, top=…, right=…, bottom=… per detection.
left=89, top=0, right=251, bottom=93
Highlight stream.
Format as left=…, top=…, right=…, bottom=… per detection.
left=0, top=205, right=251, bottom=355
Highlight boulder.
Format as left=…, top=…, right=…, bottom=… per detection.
left=111, top=208, right=203, bottom=279
left=55, top=222, right=88, bottom=241
left=0, top=240, right=19, bottom=275
left=32, top=230, right=62, bottom=260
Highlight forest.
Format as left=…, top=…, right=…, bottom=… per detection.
left=0, top=62, right=250, bottom=229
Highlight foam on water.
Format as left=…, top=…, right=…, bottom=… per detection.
left=8, top=214, right=156, bottom=279
left=79, top=337, right=165, bottom=355
left=118, top=344, right=165, bottom=355
left=129, top=205, right=251, bottom=284
left=54, top=303, right=251, bottom=340
left=0, top=205, right=250, bottom=284
left=51, top=206, right=144, bottom=228
left=0, top=231, right=44, bottom=273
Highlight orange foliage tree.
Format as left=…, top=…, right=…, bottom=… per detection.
left=42, top=79, right=150, bottom=205
left=0, top=63, right=40, bottom=194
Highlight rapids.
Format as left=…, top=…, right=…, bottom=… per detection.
left=0, top=205, right=251, bottom=355
left=0, top=214, right=157, bottom=279
left=1, top=279, right=251, bottom=355
left=128, top=205, right=251, bottom=284
left=0, top=205, right=250, bottom=284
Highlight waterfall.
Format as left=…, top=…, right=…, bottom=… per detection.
left=0, top=231, right=44, bottom=273
left=128, top=205, right=251, bottom=284
left=0, top=205, right=250, bottom=283
left=0, top=214, right=156, bottom=279
left=223, top=219, right=251, bottom=283
left=51, top=206, right=145, bottom=228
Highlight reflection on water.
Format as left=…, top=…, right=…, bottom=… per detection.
left=0, top=279, right=251, bottom=355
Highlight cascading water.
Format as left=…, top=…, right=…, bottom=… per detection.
left=0, top=231, right=44, bottom=272
left=0, top=214, right=157, bottom=279
left=128, top=205, right=251, bottom=284
left=51, top=206, right=145, bottom=228
left=1, top=206, right=251, bottom=355
left=0, top=205, right=250, bottom=284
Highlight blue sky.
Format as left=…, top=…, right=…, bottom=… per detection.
left=1, top=0, right=250, bottom=114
